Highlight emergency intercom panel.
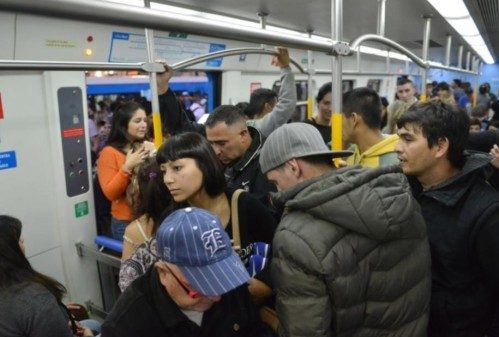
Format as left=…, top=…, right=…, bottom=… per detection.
left=58, top=87, right=89, bottom=197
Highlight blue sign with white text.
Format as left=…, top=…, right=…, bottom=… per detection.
left=0, top=151, right=17, bottom=170
left=207, top=43, right=226, bottom=67
left=112, top=32, right=130, bottom=40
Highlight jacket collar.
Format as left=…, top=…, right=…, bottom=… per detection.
left=412, top=152, right=492, bottom=206
left=231, top=126, right=263, bottom=172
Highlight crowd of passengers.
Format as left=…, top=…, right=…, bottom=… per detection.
left=2, top=47, right=499, bottom=337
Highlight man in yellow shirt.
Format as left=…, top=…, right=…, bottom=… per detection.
left=342, top=87, right=399, bottom=168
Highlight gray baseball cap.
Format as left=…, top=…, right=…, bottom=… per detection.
left=259, top=122, right=353, bottom=174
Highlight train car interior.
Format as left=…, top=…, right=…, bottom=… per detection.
left=0, top=0, right=496, bottom=319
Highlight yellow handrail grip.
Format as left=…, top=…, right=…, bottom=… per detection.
left=152, top=112, right=163, bottom=149
left=331, top=112, right=342, bottom=166
left=307, top=96, right=314, bottom=120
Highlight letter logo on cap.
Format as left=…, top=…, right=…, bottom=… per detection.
left=201, top=229, right=226, bottom=257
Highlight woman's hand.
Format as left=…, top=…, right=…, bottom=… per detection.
left=123, top=144, right=150, bottom=173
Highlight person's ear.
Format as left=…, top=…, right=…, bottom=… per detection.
left=434, top=137, right=450, bottom=159
left=286, top=159, right=300, bottom=178
left=351, top=112, right=361, bottom=127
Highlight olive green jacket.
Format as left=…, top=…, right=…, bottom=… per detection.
left=271, top=165, right=431, bottom=337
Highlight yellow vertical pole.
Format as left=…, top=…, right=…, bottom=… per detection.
left=331, top=112, right=342, bottom=166
left=307, top=96, right=314, bottom=119
left=152, top=112, right=163, bottom=148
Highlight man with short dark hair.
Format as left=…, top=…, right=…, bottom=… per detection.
left=102, top=207, right=262, bottom=337
left=342, top=87, right=399, bottom=167
left=396, top=78, right=418, bottom=103
left=395, top=101, right=499, bottom=337
left=205, top=105, right=275, bottom=203
left=259, top=122, right=431, bottom=337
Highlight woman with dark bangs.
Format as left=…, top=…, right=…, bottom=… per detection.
left=156, top=132, right=277, bottom=305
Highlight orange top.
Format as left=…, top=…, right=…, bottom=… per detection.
left=97, top=146, right=133, bottom=221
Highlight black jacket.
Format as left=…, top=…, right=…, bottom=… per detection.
left=102, top=266, right=264, bottom=337
left=158, top=89, right=204, bottom=136
left=410, top=153, right=499, bottom=337
left=225, top=127, right=276, bottom=206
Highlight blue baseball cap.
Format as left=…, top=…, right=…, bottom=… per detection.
left=156, top=207, right=250, bottom=296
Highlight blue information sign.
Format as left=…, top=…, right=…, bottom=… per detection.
left=0, top=151, right=17, bottom=170
left=206, top=43, right=226, bottom=67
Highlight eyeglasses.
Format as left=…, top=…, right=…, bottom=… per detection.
left=166, top=265, right=201, bottom=299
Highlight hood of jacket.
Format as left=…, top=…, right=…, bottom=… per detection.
left=273, top=164, right=423, bottom=241
left=348, top=133, right=399, bottom=165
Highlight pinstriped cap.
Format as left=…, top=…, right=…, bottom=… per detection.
left=259, top=122, right=353, bottom=174
left=156, top=207, right=250, bottom=296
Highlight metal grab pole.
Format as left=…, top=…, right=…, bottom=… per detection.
left=458, top=45, right=464, bottom=69
left=466, top=51, right=471, bottom=71
left=307, top=31, right=315, bottom=120
left=331, top=0, right=343, bottom=158
left=421, top=16, right=431, bottom=102
left=377, top=0, right=387, bottom=37
left=445, top=35, right=452, bottom=67
left=473, top=58, right=479, bottom=108
left=259, top=12, right=268, bottom=49
left=144, top=0, right=162, bottom=148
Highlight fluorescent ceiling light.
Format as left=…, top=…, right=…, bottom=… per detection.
left=103, top=0, right=417, bottom=64
left=105, top=0, right=144, bottom=6
left=427, top=0, right=494, bottom=64
left=426, top=0, right=468, bottom=18
left=447, top=18, right=479, bottom=36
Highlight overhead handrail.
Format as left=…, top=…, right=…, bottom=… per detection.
left=0, top=48, right=307, bottom=74
left=0, top=0, right=333, bottom=54
left=171, top=47, right=307, bottom=74
left=0, top=60, right=163, bottom=71
left=350, top=34, right=479, bottom=75
left=350, top=34, right=428, bottom=69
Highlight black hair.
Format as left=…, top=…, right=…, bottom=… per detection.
left=469, top=117, right=482, bottom=127
left=235, top=102, right=250, bottom=118
left=133, top=157, right=173, bottom=234
left=437, top=82, right=450, bottom=91
left=380, top=96, right=389, bottom=108
left=464, top=87, right=474, bottom=96
left=107, top=101, right=146, bottom=151
left=205, top=105, right=247, bottom=128
left=245, top=89, right=278, bottom=119
left=397, top=78, right=414, bottom=87
left=316, top=82, right=332, bottom=103
left=342, top=87, right=382, bottom=129
left=479, top=84, right=488, bottom=95
left=453, top=79, right=462, bottom=87
left=0, top=215, right=66, bottom=301
left=487, top=120, right=499, bottom=130
left=397, top=101, right=469, bottom=168
left=156, top=132, right=226, bottom=197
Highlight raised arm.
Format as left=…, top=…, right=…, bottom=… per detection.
left=250, top=48, right=297, bottom=138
